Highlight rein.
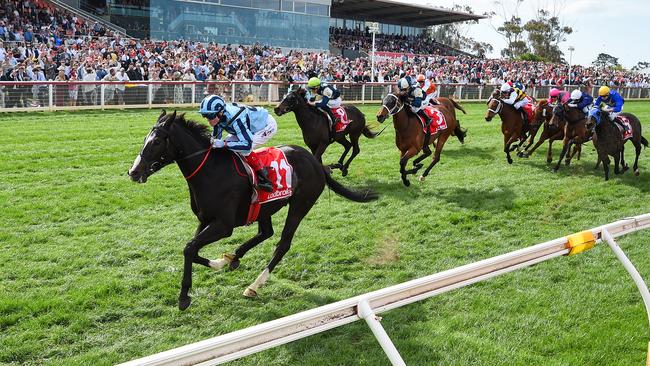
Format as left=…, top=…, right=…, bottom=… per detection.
left=145, top=124, right=213, bottom=180
left=487, top=97, right=503, bottom=114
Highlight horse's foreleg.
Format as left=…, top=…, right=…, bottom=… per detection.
left=313, top=144, right=327, bottom=164
left=633, top=140, right=642, bottom=176
left=602, top=154, right=611, bottom=180
left=209, top=215, right=274, bottom=272
left=341, top=135, right=361, bottom=177
left=565, top=142, right=579, bottom=166
left=420, top=134, right=449, bottom=180
left=243, top=200, right=313, bottom=297
left=553, top=138, right=571, bottom=172
left=504, top=133, right=518, bottom=164
left=523, top=131, right=548, bottom=158
left=411, top=143, right=432, bottom=171
left=620, top=145, right=629, bottom=174
left=180, top=220, right=232, bottom=310
left=399, top=148, right=418, bottom=187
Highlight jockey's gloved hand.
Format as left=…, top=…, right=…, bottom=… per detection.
left=210, top=137, right=225, bottom=148
left=567, top=103, right=577, bottom=107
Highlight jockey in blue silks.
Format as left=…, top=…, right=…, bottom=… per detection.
left=397, top=75, right=432, bottom=128
left=199, top=94, right=277, bottom=191
left=567, top=89, right=594, bottom=116
left=592, top=86, right=624, bottom=123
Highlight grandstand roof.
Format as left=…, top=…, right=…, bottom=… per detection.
left=330, top=0, right=485, bottom=28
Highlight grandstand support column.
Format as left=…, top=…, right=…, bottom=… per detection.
left=368, top=22, right=379, bottom=82
left=478, top=85, right=483, bottom=100
left=361, top=85, right=366, bottom=104
left=267, top=82, right=273, bottom=102
left=48, top=84, right=53, bottom=110
left=231, top=83, right=236, bottom=103
left=191, top=84, right=196, bottom=105
left=532, top=86, right=537, bottom=99
left=100, top=85, right=105, bottom=110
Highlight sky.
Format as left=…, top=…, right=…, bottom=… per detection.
left=394, top=0, right=650, bottom=68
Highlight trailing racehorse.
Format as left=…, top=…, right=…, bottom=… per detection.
left=586, top=109, right=648, bottom=180
left=376, top=92, right=466, bottom=187
left=521, top=100, right=582, bottom=163
left=274, top=87, right=378, bottom=176
left=485, top=90, right=534, bottom=164
left=550, top=103, right=591, bottom=173
left=128, top=110, right=377, bottom=310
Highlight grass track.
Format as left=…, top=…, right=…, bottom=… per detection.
left=1, top=102, right=650, bottom=365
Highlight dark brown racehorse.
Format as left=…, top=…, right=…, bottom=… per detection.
left=587, top=110, right=648, bottom=180
left=550, top=103, right=591, bottom=173
left=376, top=93, right=466, bottom=186
left=485, top=90, right=534, bottom=164
left=128, top=111, right=377, bottom=310
left=274, top=87, right=378, bottom=176
left=521, top=100, right=582, bottom=163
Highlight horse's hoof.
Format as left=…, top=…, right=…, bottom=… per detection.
left=243, top=288, right=257, bottom=298
left=565, top=160, right=571, bottom=166
left=418, top=175, right=425, bottom=182
left=341, top=169, right=348, bottom=177
left=402, top=179, right=411, bottom=187
left=552, top=168, right=558, bottom=174
left=547, top=158, right=553, bottom=164
left=516, top=152, right=524, bottom=158
left=229, top=259, right=240, bottom=271
left=507, top=158, right=513, bottom=165
left=178, top=296, right=192, bottom=311
left=622, top=165, right=629, bottom=174
left=635, top=169, right=640, bottom=176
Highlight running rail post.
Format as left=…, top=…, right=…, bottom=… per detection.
left=601, top=228, right=650, bottom=365
left=357, top=299, right=406, bottom=366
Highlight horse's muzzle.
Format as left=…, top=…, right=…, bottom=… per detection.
left=273, top=107, right=286, bottom=116
left=377, top=115, right=386, bottom=123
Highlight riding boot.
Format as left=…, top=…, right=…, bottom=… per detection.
left=319, top=107, right=337, bottom=142
left=244, top=151, right=274, bottom=192
left=417, top=110, right=432, bottom=147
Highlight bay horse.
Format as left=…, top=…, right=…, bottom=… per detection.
left=128, top=110, right=378, bottom=310
left=586, top=110, right=648, bottom=180
left=376, top=93, right=466, bottom=187
left=274, top=87, right=378, bottom=176
left=485, top=90, right=534, bottom=164
left=521, top=100, right=582, bottom=163
left=550, top=103, right=591, bottom=173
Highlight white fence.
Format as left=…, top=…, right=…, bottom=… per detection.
left=0, top=81, right=649, bottom=112
left=118, top=213, right=650, bottom=366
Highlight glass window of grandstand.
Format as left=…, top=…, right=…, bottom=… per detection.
left=282, top=0, right=293, bottom=11
left=293, top=1, right=306, bottom=13
left=221, top=0, right=251, bottom=6
left=252, top=0, right=280, bottom=10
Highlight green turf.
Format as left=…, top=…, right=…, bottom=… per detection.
left=1, top=102, right=649, bottom=366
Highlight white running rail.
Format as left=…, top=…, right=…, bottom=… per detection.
left=118, top=213, right=650, bottom=366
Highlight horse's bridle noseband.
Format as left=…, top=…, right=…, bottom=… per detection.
left=487, top=96, right=503, bottom=115
left=381, top=93, right=404, bottom=116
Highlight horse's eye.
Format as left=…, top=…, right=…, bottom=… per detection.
left=153, top=138, right=161, bottom=145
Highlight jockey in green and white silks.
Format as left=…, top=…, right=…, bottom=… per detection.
left=306, top=77, right=342, bottom=126
left=199, top=94, right=277, bottom=191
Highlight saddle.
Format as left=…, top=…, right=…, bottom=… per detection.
left=614, top=115, right=633, bottom=141
left=415, top=106, right=448, bottom=135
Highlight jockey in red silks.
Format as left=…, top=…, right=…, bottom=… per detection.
left=548, top=88, right=571, bottom=106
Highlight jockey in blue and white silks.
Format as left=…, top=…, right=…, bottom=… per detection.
left=199, top=94, right=277, bottom=191
left=567, top=89, right=594, bottom=115
left=593, top=86, right=624, bottom=121
left=397, top=75, right=432, bottom=129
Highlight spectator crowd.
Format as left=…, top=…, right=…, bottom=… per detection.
left=1, top=0, right=649, bottom=108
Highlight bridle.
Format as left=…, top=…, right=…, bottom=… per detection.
left=486, top=96, right=503, bottom=115
left=381, top=93, right=404, bottom=116
left=139, top=124, right=211, bottom=180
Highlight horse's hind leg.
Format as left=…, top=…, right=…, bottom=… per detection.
left=619, top=145, right=629, bottom=174
left=341, top=134, right=361, bottom=176
left=332, top=136, right=352, bottom=173
left=209, top=215, right=274, bottom=272
left=420, top=134, right=450, bottom=180
left=243, top=199, right=315, bottom=297
left=553, top=139, right=571, bottom=172
left=633, top=140, right=642, bottom=176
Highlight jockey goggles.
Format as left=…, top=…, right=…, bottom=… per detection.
left=201, top=112, right=219, bottom=121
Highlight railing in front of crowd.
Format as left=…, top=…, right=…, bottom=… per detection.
left=0, top=81, right=648, bottom=112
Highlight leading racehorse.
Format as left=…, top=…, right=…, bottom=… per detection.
left=274, top=87, right=378, bottom=176
left=376, top=93, right=466, bottom=186
left=128, top=110, right=377, bottom=310
left=485, top=90, right=533, bottom=164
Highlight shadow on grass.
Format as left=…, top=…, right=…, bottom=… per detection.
left=437, top=186, right=516, bottom=211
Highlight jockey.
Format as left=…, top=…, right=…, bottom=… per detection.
left=499, top=82, right=531, bottom=128
left=548, top=88, right=571, bottom=106
left=567, top=89, right=593, bottom=115
left=416, top=74, right=439, bottom=106
left=199, top=94, right=276, bottom=191
left=593, top=86, right=624, bottom=121
left=306, top=77, right=342, bottom=128
left=397, top=76, right=431, bottom=129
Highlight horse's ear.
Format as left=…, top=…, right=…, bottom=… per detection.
left=164, top=110, right=177, bottom=127
left=158, top=109, right=166, bottom=121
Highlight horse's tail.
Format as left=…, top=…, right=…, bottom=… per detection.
left=362, top=125, right=381, bottom=139
left=454, top=123, right=467, bottom=144
left=323, top=167, right=378, bottom=202
left=642, top=135, right=649, bottom=148
left=449, top=98, right=467, bottom=115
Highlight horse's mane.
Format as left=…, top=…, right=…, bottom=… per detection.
left=170, top=113, right=211, bottom=143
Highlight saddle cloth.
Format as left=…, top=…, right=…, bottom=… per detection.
left=331, top=106, right=351, bottom=132
left=416, top=106, right=448, bottom=135
left=614, top=115, right=633, bottom=141
left=235, top=147, right=294, bottom=224
left=522, top=103, right=534, bottom=123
